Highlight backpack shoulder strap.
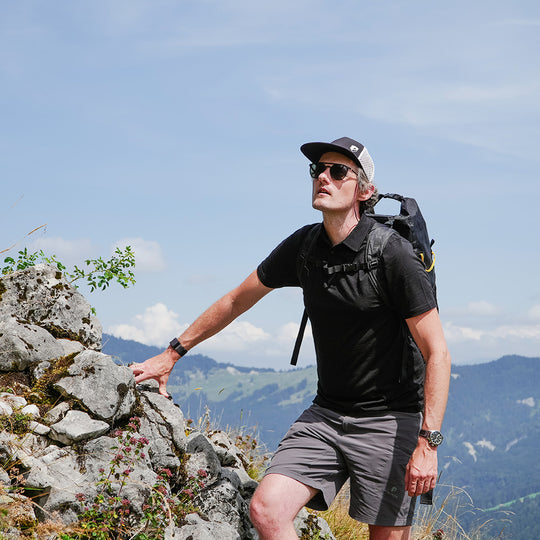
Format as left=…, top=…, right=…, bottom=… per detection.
left=296, top=223, right=322, bottom=285
left=364, top=223, right=394, bottom=306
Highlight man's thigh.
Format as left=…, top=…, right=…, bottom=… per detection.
left=252, top=473, right=319, bottom=521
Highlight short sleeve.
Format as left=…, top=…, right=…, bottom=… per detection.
left=381, top=233, right=437, bottom=319
left=257, top=224, right=318, bottom=289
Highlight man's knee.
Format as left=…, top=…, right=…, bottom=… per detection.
left=249, top=488, right=268, bottom=526
left=368, top=524, right=411, bottom=540
left=249, top=473, right=317, bottom=530
left=249, top=482, right=284, bottom=527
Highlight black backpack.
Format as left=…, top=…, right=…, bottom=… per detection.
left=290, top=193, right=437, bottom=366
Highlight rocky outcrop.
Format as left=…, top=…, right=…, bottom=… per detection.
left=0, top=265, right=335, bottom=539
left=0, top=264, right=101, bottom=350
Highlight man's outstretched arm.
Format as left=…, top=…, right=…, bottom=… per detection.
left=128, top=269, right=273, bottom=397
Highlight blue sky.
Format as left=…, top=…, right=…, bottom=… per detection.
left=2, top=1, right=539, bottom=370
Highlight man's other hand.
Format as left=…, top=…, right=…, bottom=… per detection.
left=405, top=438, right=438, bottom=497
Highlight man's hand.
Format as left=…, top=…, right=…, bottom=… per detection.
left=128, top=347, right=179, bottom=398
left=404, top=438, right=438, bottom=497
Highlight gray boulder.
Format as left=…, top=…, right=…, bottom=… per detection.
left=0, top=264, right=101, bottom=349
left=54, top=350, right=136, bottom=422
left=139, top=400, right=183, bottom=471
left=49, top=410, right=109, bottom=444
left=173, top=513, right=242, bottom=539
left=196, top=476, right=253, bottom=538
left=141, top=389, right=187, bottom=451
left=0, top=318, right=64, bottom=371
left=185, top=432, right=222, bottom=486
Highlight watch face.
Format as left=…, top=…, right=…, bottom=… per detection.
left=428, top=431, right=444, bottom=446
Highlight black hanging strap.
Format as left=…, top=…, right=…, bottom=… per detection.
left=290, top=308, right=309, bottom=366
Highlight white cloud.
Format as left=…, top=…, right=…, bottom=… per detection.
left=444, top=322, right=484, bottom=342
left=463, top=442, right=477, bottom=462
left=517, top=397, right=535, bottom=407
left=444, top=321, right=540, bottom=343
left=465, top=301, right=501, bottom=317
left=108, top=303, right=186, bottom=346
left=201, top=321, right=270, bottom=352
left=476, top=439, right=495, bottom=451
left=113, top=238, right=166, bottom=272
left=108, top=303, right=270, bottom=352
left=275, top=321, right=312, bottom=344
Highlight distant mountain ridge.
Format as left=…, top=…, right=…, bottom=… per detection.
left=102, top=334, right=540, bottom=538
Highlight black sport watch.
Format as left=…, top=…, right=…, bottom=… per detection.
left=169, top=338, right=188, bottom=358
left=419, top=429, right=444, bottom=447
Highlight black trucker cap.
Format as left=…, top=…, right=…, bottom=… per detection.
left=300, top=137, right=374, bottom=183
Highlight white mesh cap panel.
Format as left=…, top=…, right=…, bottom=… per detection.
left=358, top=147, right=374, bottom=183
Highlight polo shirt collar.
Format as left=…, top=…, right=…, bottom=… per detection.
left=342, top=214, right=374, bottom=252
left=319, top=214, right=374, bottom=253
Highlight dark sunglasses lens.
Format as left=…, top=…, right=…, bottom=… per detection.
left=329, top=164, right=348, bottom=180
left=310, top=163, right=324, bottom=178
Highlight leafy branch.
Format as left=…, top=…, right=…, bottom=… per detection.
left=1, top=247, right=136, bottom=292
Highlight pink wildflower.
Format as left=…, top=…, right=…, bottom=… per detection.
left=182, top=489, right=194, bottom=499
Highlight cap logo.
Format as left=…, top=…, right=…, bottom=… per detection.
left=350, top=145, right=359, bottom=153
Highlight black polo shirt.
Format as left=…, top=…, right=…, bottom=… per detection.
left=257, top=214, right=437, bottom=414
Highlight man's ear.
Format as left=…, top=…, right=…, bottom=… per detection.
left=356, top=183, right=375, bottom=202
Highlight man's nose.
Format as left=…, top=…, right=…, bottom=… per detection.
left=317, top=165, right=331, bottom=182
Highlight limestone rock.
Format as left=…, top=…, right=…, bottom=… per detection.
left=54, top=350, right=136, bottom=421
left=139, top=401, right=183, bottom=471
left=21, top=404, right=40, bottom=417
left=49, top=410, right=109, bottom=444
left=196, top=476, right=252, bottom=538
left=185, top=432, right=222, bottom=486
left=0, top=264, right=101, bottom=349
left=209, top=430, right=246, bottom=468
left=43, top=401, right=70, bottom=424
left=0, top=399, right=12, bottom=415
left=0, top=318, right=65, bottom=372
left=0, top=392, right=27, bottom=409
left=173, top=512, right=242, bottom=539
left=28, top=420, right=50, bottom=436
left=57, top=338, right=86, bottom=356
left=141, top=390, right=187, bottom=449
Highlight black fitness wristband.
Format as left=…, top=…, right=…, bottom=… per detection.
left=169, top=338, right=188, bottom=358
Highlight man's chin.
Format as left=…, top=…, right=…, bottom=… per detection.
left=312, top=200, right=328, bottom=212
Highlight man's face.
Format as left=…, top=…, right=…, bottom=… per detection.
left=311, top=151, right=364, bottom=214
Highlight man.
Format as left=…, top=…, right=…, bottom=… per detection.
left=130, top=137, right=451, bottom=540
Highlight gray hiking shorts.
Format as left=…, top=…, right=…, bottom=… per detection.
left=264, top=403, right=422, bottom=527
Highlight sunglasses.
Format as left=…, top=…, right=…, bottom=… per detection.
left=309, top=162, right=358, bottom=181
